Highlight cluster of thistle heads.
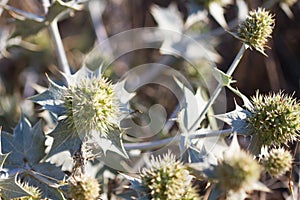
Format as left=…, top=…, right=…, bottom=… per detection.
left=19, top=6, right=298, bottom=200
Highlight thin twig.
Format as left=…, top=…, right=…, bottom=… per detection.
left=188, top=43, right=247, bottom=133
left=42, top=0, right=71, bottom=75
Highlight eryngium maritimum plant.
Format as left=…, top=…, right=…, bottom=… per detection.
left=141, top=153, right=199, bottom=200
left=259, top=147, right=293, bottom=177
left=64, top=76, right=120, bottom=136
left=238, top=7, right=275, bottom=55
left=247, top=92, right=300, bottom=154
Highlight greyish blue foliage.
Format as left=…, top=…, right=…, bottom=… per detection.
left=0, top=116, right=65, bottom=199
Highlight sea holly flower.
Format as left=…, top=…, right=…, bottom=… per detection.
left=247, top=92, right=300, bottom=154
left=63, top=75, right=120, bottom=136
left=259, top=146, right=293, bottom=178
left=30, top=66, right=133, bottom=158
left=215, top=91, right=300, bottom=155
left=123, top=152, right=200, bottom=200
left=202, top=134, right=269, bottom=200
left=238, top=7, right=275, bottom=55
left=140, top=153, right=200, bottom=200
left=69, top=176, right=100, bottom=200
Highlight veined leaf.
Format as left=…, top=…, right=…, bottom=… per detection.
left=0, top=116, right=65, bottom=199
left=46, top=120, right=81, bottom=159
left=0, top=174, right=30, bottom=199
left=214, top=101, right=252, bottom=135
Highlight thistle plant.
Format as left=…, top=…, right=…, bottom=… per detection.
left=69, top=176, right=100, bottom=200
left=64, top=76, right=120, bottom=136
left=238, top=7, right=275, bottom=55
left=140, top=153, right=199, bottom=200
left=247, top=92, right=300, bottom=154
left=259, top=147, right=293, bottom=177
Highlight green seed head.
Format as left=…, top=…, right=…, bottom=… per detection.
left=141, top=153, right=199, bottom=200
left=64, top=76, right=120, bottom=136
left=260, top=147, right=292, bottom=177
left=247, top=92, right=300, bottom=154
left=238, top=7, right=275, bottom=55
left=69, top=176, right=100, bottom=200
left=215, top=150, right=261, bottom=192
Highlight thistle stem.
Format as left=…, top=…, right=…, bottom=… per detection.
left=49, top=20, right=71, bottom=75
left=188, top=43, right=247, bottom=133
left=123, top=128, right=232, bottom=150
left=42, top=0, right=71, bottom=75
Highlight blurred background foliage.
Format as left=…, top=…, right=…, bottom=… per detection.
left=0, top=0, right=299, bottom=199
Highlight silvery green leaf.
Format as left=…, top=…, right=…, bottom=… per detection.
left=0, top=116, right=65, bottom=198
left=176, top=79, right=207, bottom=133
left=121, top=173, right=146, bottom=192
left=47, top=120, right=81, bottom=158
left=114, top=79, right=135, bottom=116
left=20, top=172, right=66, bottom=199
left=214, top=101, right=252, bottom=135
left=151, top=3, right=183, bottom=33
left=212, top=67, right=235, bottom=87
left=236, top=0, right=248, bottom=21
left=1, top=116, right=46, bottom=167
left=8, top=0, right=83, bottom=38
left=29, top=75, right=66, bottom=116
left=208, top=2, right=228, bottom=29
left=90, top=130, right=128, bottom=158
left=207, top=184, right=223, bottom=200
left=184, top=9, right=207, bottom=30
left=226, top=86, right=253, bottom=110
left=0, top=174, right=30, bottom=199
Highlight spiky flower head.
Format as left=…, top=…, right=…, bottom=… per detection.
left=13, top=181, right=41, bottom=200
left=69, top=176, right=100, bottom=200
left=214, top=149, right=261, bottom=193
left=64, top=76, right=120, bottom=136
left=238, top=7, right=275, bottom=55
left=140, top=153, right=199, bottom=200
left=247, top=92, right=300, bottom=154
left=259, top=147, right=292, bottom=177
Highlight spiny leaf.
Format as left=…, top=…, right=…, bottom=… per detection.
left=47, top=120, right=81, bottom=158
left=20, top=172, right=66, bottom=200
left=0, top=174, right=30, bottom=199
left=176, top=79, right=207, bottom=133
left=0, top=116, right=65, bottom=199
left=151, top=3, right=183, bottom=33
left=214, top=101, right=252, bottom=135
left=1, top=117, right=46, bottom=167
left=29, top=75, right=66, bottom=117
left=212, top=67, right=235, bottom=87
left=89, top=130, right=128, bottom=158
left=7, top=0, right=83, bottom=38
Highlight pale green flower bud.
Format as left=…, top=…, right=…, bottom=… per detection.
left=247, top=92, right=300, bottom=154
left=69, top=176, right=100, bottom=200
left=141, top=153, right=200, bottom=200
left=260, top=147, right=292, bottom=177
left=238, top=8, right=275, bottom=55
left=64, top=76, right=120, bottom=136
left=214, top=150, right=261, bottom=192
